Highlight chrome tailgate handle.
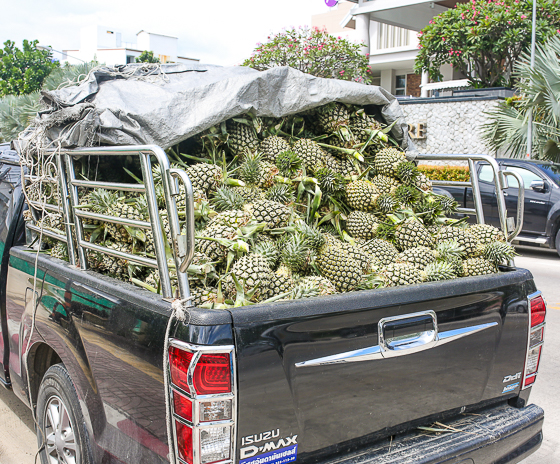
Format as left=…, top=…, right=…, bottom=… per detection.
left=379, top=311, right=438, bottom=358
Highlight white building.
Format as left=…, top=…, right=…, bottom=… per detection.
left=313, top=1, right=467, bottom=96
left=62, top=25, right=199, bottom=67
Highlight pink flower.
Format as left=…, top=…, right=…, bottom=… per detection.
left=521, top=14, right=526, bottom=19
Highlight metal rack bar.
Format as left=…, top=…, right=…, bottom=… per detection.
left=169, top=169, right=195, bottom=276
left=57, top=154, right=77, bottom=266
left=78, top=240, right=159, bottom=268
left=70, top=179, right=145, bottom=192
left=27, top=223, right=68, bottom=243
left=28, top=201, right=61, bottom=213
left=73, top=210, right=152, bottom=229
left=415, top=154, right=525, bottom=245
left=54, top=145, right=194, bottom=299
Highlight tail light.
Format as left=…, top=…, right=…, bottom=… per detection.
left=522, top=292, right=546, bottom=389
left=169, top=340, right=236, bottom=464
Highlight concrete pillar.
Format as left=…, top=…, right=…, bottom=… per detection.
left=380, top=69, right=396, bottom=94
left=421, top=70, right=429, bottom=98
left=355, top=14, right=370, bottom=55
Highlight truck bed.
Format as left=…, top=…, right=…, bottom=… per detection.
left=3, top=245, right=539, bottom=463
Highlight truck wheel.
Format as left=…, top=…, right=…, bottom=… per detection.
left=36, top=364, right=92, bottom=464
left=556, top=229, right=560, bottom=258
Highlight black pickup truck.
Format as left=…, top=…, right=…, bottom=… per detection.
left=438, top=159, right=560, bottom=257
left=0, top=144, right=548, bottom=464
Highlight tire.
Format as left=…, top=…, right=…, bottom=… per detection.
left=556, top=228, right=560, bottom=258
left=36, top=364, right=93, bottom=464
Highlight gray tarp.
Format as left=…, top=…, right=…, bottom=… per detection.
left=20, top=63, right=413, bottom=154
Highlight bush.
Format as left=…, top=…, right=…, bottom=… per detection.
left=243, top=26, right=373, bottom=83
left=419, top=165, right=471, bottom=182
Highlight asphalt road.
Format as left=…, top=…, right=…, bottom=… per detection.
left=0, top=245, right=558, bottom=463
left=513, top=246, right=560, bottom=464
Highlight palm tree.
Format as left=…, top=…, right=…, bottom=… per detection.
left=0, top=62, right=94, bottom=142
left=482, top=36, right=560, bottom=162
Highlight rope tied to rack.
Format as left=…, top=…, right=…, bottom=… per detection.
left=163, top=296, right=194, bottom=463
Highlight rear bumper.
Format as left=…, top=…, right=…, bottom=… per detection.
left=320, top=403, right=543, bottom=464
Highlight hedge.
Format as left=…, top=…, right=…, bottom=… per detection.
left=419, top=165, right=470, bottom=183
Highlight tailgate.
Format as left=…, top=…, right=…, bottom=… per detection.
left=229, top=269, right=535, bottom=463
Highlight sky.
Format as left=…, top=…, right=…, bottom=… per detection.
left=0, top=0, right=338, bottom=66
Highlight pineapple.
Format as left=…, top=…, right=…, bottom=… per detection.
left=245, top=200, right=291, bottom=229
left=226, top=120, right=259, bottom=157
left=260, top=136, right=291, bottom=163
left=468, top=224, right=506, bottom=245
left=292, top=139, right=335, bottom=174
left=397, top=246, right=436, bottom=269
left=208, top=210, right=252, bottom=228
left=297, top=276, right=337, bottom=295
left=315, top=103, right=351, bottom=133
left=211, top=187, right=246, bottom=212
left=315, top=167, right=345, bottom=196
left=196, top=223, right=238, bottom=261
left=106, top=196, right=144, bottom=244
left=371, top=175, right=400, bottom=195
left=345, top=179, right=380, bottom=212
left=357, top=238, right=399, bottom=267
left=462, top=258, right=498, bottom=277
left=231, top=186, right=265, bottom=203
left=275, top=150, right=302, bottom=177
left=374, top=148, right=407, bottom=178
left=415, top=172, right=433, bottom=192
left=253, top=239, right=280, bottom=269
left=389, top=214, right=434, bottom=251
left=49, top=242, right=69, bottom=262
left=380, top=263, right=423, bottom=287
left=226, top=253, right=272, bottom=302
left=316, top=244, right=363, bottom=292
left=185, top=163, right=224, bottom=193
left=436, top=226, right=478, bottom=256
left=266, top=266, right=295, bottom=298
left=395, top=162, right=419, bottom=185
left=346, top=211, right=380, bottom=240
left=99, top=241, right=133, bottom=279
left=339, top=241, right=376, bottom=274
left=191, top=287, right=219, bottom=307
left=374, top=193, right=398, bottom=214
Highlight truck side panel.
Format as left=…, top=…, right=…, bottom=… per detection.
left=6, top=246, right=233, bottom=463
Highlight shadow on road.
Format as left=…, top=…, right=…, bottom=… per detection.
left=0, top=385, right=35, bottom=432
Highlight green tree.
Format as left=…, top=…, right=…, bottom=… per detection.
left=243, top=26, right=372, bottom=83
left=482, top=36, right=560, bottom=161
left=0, top=61, right=95, bottom=142
left=136, top=51, right=160, bottom=63
left=0, top=39, right=59, bottom=97
left=414, top=0, right=560, bottom=88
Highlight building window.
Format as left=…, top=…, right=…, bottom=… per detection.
left=376, top=23, right=410, bottom=50
left=126, top=55, right=136, bottom=64
left=395, top=75, right=406, bottom=95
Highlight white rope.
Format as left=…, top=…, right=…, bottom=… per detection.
left=163, top=297, right=193, bottom=463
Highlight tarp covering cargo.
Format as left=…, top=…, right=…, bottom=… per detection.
left=18, top=63, right=412, bottom=153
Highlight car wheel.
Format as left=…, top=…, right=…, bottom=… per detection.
left=556, top=228, right=560, bottom=258
left=36, top=364, right=92, bottom=464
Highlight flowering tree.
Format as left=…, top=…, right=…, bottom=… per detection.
left=414, top=0, right=560, bottom=88
left=243, top=26, right=372, bottom=83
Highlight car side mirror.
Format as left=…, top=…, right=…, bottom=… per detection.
left=530, top=180, right=545, bottom=192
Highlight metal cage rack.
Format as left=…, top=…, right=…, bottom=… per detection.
left=24, top=145, right=195, bottom=300
left=22, top=150, right=524, bottom=300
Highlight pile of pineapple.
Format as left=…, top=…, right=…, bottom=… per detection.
left=35, top=102, right=516, bottom=308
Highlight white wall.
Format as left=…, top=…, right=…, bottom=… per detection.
left=137, top=32, right=178, bottom=62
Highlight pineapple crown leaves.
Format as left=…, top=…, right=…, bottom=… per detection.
left=435, top=240, right=466, bottom=261
left=290, top=281, right=321, bottom=300
left=356, top=273, right=385, bottom=291
left=265, top=183, right=295, bottom=205
left=276, top=150, right=302, bottom=176
left=421, top=261, right=457, bottom=282
left=315, top=167, right=346, bottom=195
left=481, top=242, right=517, bottom=265
left=395, top=161, right=420, bottom=184
left=211, top=187, right=246, bottom=212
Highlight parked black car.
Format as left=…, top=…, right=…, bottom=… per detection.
left=440, top=158, right=560, bottom=257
